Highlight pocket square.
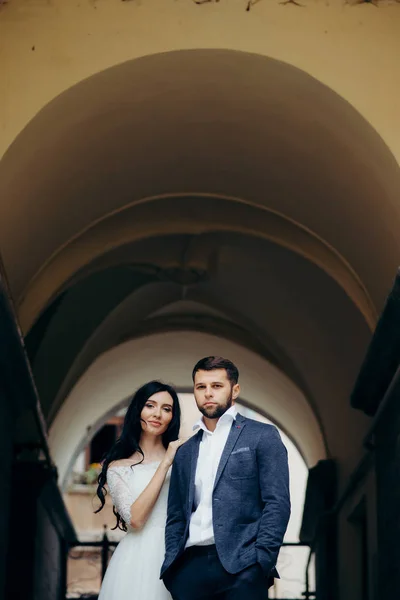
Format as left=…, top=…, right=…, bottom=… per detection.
left=231, top=446, right=250, bottom=455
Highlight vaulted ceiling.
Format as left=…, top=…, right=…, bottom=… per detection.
left=1, top=50, right=399, bottom=487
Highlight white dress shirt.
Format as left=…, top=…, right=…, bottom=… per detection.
left=186, top=405, right=237, bottom=548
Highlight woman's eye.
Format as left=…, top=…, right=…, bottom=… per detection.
left=146, top=403, right=154, bottom=408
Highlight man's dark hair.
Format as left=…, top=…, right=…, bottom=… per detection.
left=192, top=356, right=239, bottom=385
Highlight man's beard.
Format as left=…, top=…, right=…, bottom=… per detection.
left=199, top=390, right=233, bottom=419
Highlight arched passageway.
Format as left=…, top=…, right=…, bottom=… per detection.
left=1, top=49, right=392, bottom=483
left=49, top=331, right=326, bottom=486
left=1, top=49, right=399, bottom=600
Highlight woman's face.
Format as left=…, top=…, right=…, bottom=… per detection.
left=140, top=391, right=174, bottom=436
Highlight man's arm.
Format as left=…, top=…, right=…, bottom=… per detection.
left=255, top=425, right=291, bottom=576
left=164, top=453, right=187, bottom=565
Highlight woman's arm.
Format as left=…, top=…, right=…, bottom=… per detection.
left=107, top=440, right=185, bottom=530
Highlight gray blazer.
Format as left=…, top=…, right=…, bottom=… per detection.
left=161, top=413, right=291, bottom=581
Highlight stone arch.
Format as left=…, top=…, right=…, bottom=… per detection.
left=18, top=195, right=377, bottom=333
left=0, top=49, right=398, bottom=332
left=49, top=330, right=327, bottom=486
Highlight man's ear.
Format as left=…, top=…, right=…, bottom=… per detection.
left=232, top=383, right=240, bottom=400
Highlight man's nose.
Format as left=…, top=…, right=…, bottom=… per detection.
left=205, top=387, right=213, bottom=398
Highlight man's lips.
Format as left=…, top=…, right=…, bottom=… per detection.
left=204, top=402, right=216, bottom=407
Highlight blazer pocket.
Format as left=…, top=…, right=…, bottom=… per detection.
left=227, top=450, right=257, bottom=479
left=231, top=447, right=250, bottom=455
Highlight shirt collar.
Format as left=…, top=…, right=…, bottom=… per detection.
left=193, top=404, right=237, bottom=433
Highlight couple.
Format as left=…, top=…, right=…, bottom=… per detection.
left=96, top=356, right=291, bottom=599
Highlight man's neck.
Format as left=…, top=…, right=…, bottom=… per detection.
left=201, top=404, right=236, bottom=433
left=203, top=416, right=219, bottom=432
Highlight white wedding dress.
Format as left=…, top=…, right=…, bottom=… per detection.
left=98, top=462, right=172, bottom=600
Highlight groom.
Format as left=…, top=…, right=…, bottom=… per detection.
left=161, top=356, right=291, bottom=599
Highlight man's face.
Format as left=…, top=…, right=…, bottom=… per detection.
left=194, top=369, right=240, bottom=419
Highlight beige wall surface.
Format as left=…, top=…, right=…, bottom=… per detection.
left=1, top=0, right=400, bottom=163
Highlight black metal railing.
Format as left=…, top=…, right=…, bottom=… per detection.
left=66, top=534, right=315, bottom=599
left=67, top=526, right=117, bottom=598
left=276, top=542, right=316, bottom=600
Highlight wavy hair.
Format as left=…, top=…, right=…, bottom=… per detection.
left=95, top=380, right=180, bottom=530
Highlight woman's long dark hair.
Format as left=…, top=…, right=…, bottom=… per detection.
left=95, top=380, right=181, bottom=530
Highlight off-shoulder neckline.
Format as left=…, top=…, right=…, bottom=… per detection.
left=108, top=460, right=161, bottom=470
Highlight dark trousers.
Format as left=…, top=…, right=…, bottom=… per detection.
left=163, top=545, right=269, bottom=600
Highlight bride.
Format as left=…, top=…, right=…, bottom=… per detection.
left=95, top=380, right=184, bottom=600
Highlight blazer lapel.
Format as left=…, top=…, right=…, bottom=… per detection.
left=187, top=430, right=202, bottom=515
left=213, top=414, right=247, bottom=491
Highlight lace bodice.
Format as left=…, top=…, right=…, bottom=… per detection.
left=107, top=462, right=171, bottom=531
left=99, top=461, right=173, bottom=600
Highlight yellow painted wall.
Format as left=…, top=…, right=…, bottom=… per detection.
left=1, top=0, right=400, bottom=163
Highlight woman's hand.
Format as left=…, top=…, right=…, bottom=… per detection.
left=162, top=439, right=187, bottom=469
left=127, top=438, right=188, bottom=529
